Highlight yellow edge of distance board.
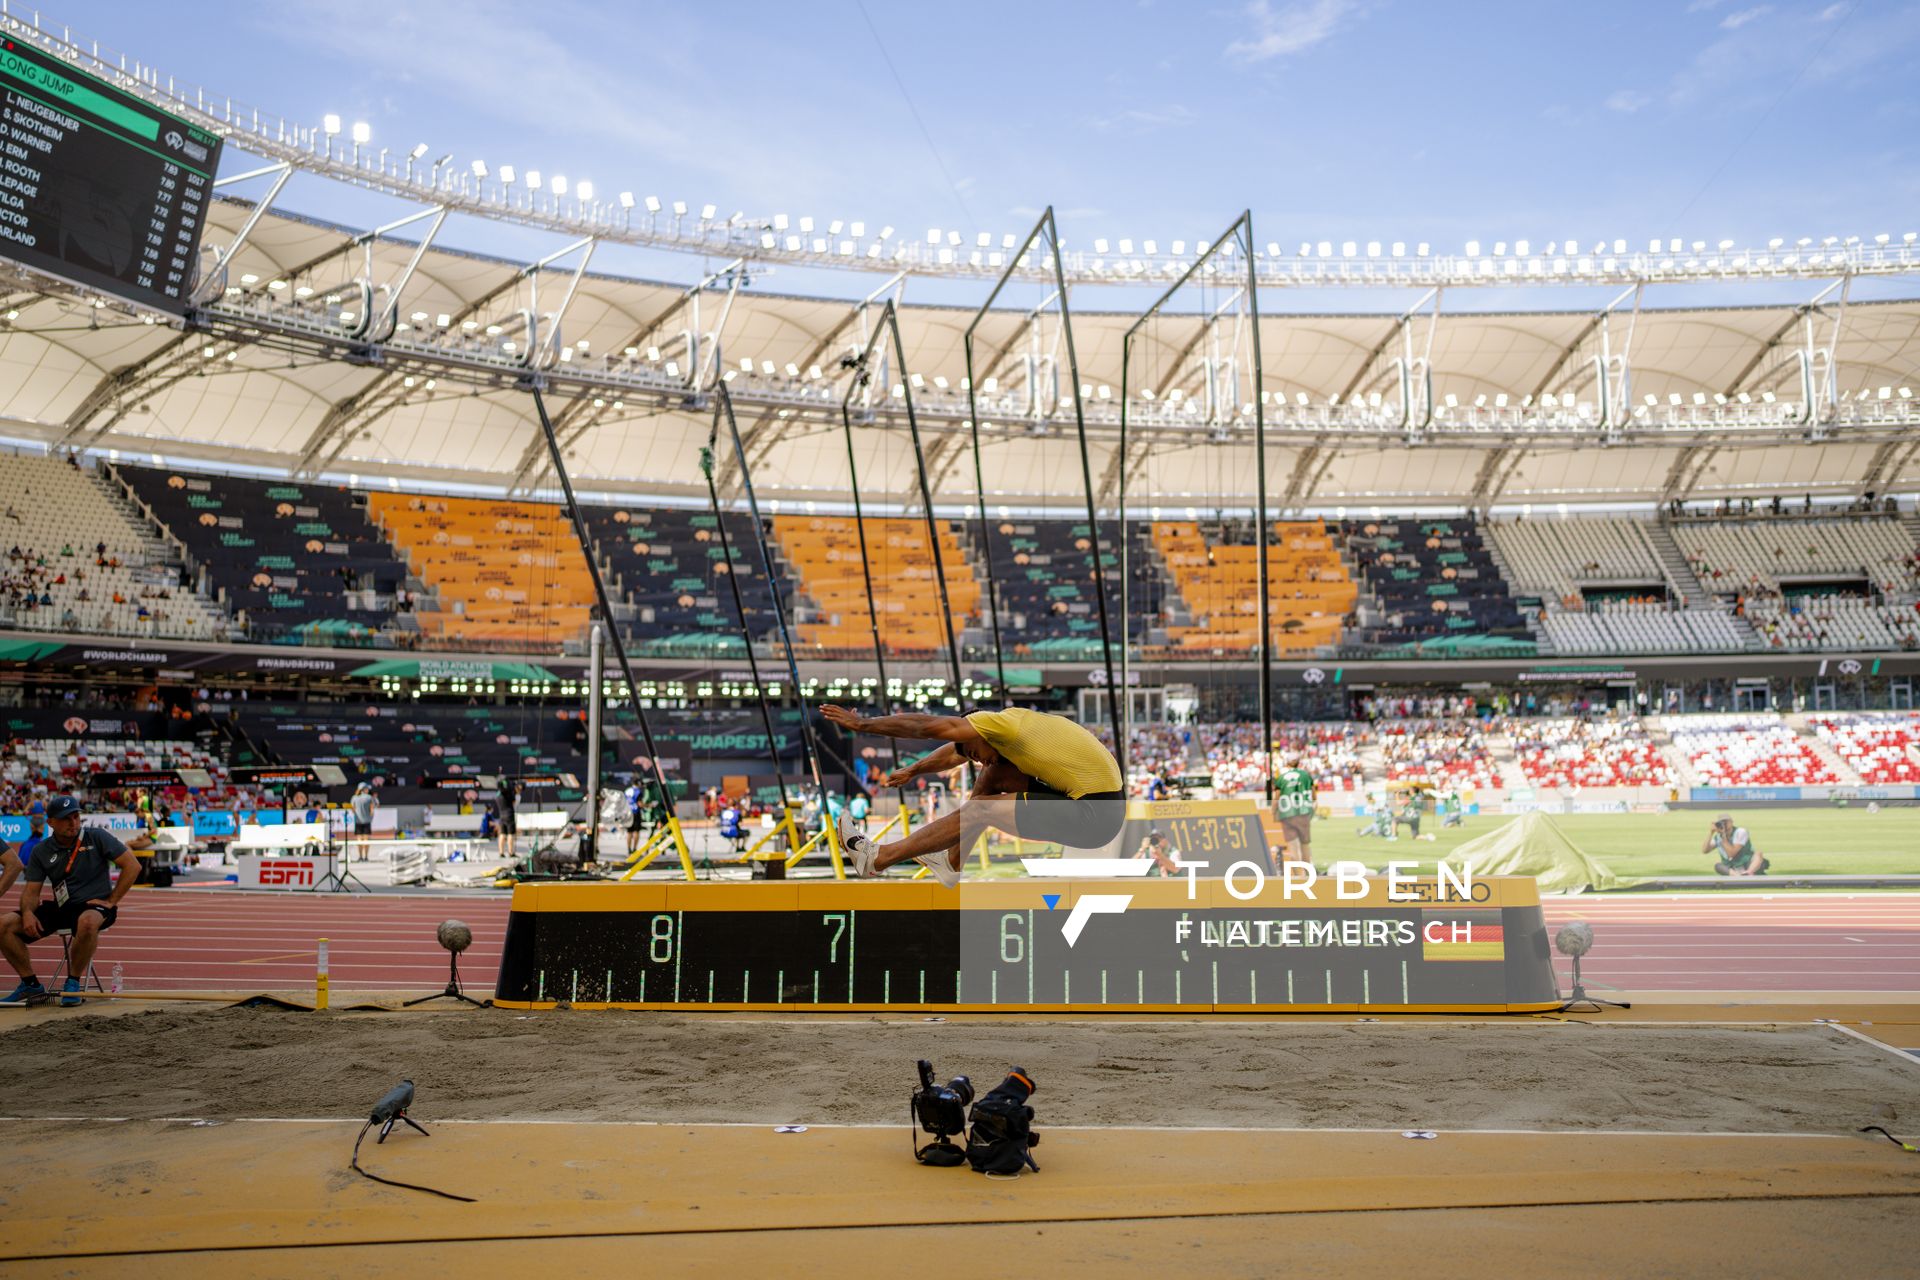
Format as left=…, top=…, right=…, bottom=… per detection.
left=488, top=1000, right=1569, bottom=1015
left=514, top=877, right=1541, bottom=913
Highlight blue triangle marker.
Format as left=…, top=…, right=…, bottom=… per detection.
left=1041, top=894, right=1061, bottom=912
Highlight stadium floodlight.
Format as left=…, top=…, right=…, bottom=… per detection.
left=646, top=196, right=663, bottom=214
left=1417, top=242, right=1429, bottom=255
left=706, top=205, right=720, bottom=221
left=1718, top=239, right=1734, bottom=251
left=671, top=201, right=686, bottom=217
left=410, top=143, right=429, bottom=160
left=618, top=191, right=635, bottom=208
left=799, top=216, right=814, bottom=233
left=471, top=159, right=488, bottom=178
left=577, top=180, right=593, bottom=200
left=1094, top=239, right=1110, bottom=253
left=351, top=121, right=371, bottom=144
left=323, top=114, right=341, bottom=135
left=526, top=170, right=542, bottom=189
left=760, top=232, right=776, bottom=249
left=927, top=227, right=941, bottom=244
left=878, top=226, right=894, bottom=239
left=1144, top=239, right=1158, bottom=255
left=552, top=175, right=568, bottom=195
left=977, top=231, right=992, bottom=248
left=1515, top=240, right=1529, bottom=256
left=499, top=165, right=515, bottom=184
left=1172, top=240, right=1187, bottom=256
left=1464, top=240, right=1480, bottom=256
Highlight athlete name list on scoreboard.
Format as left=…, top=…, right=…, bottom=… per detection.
left=0, top=41, right=221, bottom=314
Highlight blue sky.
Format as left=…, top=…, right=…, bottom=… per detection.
left=70, top=0, right=1920, bottom=308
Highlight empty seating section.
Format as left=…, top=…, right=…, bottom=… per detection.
left=984, top=518, right=1146, bottom=658
left=774, top=515, right=980, bottom=655
left=236, top=703, right=582, bottom=803
left=1378, top=719, right=1499, bottom=787
left=122, top=464, right=403, bottom=641
left=1200, top=722, right=1367, bottom=796
left=586, top=505, right=776, bottom=655
left=370, top=494, right=588, bottom=649
left=1664, top=714, right=1839, bottom=785
left=2, top=737, right=229, bottom=796
left=0, top=454, right=225, bottom=640
left=1154, top=521, right=1352, bottom=653
left=1510, top=717, right=1671, bottom=788
left=1808, top=713, right=1920, bottom=784
left=1745, top=595, right=1920, bottom=651
left=1681, top=517, right=1920, bottom=596
left=1340, top=518, right=1527, bottom=646
left=1544, top=602, right=1746, bottom=655
left=1489, top=517, right=1670, bottom=603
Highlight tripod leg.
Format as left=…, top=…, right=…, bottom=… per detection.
left=399, top=1114, right=430, bottom=1137
left=378, top=1116, right=398, bottom=1144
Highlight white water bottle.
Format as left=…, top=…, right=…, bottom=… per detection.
left=110, top=962, right=124, bottom=994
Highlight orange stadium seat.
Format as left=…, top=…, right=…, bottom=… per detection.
left=1153, top=521, right=1354, bottom=653
left=368, top=493, right=596, bottom=647
left=772, top=515, right=980, bottom=655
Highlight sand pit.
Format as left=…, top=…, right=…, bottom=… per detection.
left=3, top=1008, right=1915, bottom=1133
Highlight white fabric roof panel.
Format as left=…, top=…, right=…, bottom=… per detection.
left=0, top=200, right=1916, bottom=508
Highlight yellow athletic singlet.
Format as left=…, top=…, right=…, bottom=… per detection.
left=966, top=707, right=1122, bottom=798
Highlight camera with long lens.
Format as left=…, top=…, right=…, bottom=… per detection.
left=910, top=1058, right=974, bottom=1166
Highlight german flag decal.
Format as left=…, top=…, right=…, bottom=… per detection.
left=1421, top=909, right=1505, bottom=962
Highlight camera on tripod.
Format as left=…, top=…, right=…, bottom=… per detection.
left=909, top=1060, right=1041, bottom=1174
left=910, top=1058, right=974, bottom=1165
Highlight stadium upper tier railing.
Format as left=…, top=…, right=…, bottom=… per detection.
left=6, top=5, right=1920, bottom=291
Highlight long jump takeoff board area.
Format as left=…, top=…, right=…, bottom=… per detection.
left=493, top=876, right=1560, bottom=1013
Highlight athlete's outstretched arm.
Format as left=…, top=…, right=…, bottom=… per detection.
left=819, top=706, right=982, bottom=746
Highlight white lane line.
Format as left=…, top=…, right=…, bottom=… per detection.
left=0, top=1116, right=1864, bottom=1139
left=1825, top=1022, right=1920, bottom=1070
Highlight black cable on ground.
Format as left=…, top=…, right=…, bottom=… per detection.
left=349, top=1120, right=476, bottom=1202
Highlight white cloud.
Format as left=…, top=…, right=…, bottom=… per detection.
left=1818, top=1, right=1848, bottom=17
left=1605, top=89, right=1652, bottom=114
left=1224, top=0, right=1359, bottom=65
left=1083, top=103, right=1196, bottom=132
left=1720, top=5, right=1770, bottom=30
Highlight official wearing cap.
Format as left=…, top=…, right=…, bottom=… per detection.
left=0, top=796, right=148, bottom=1006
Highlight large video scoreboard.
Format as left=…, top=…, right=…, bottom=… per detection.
left=0, top=36, right=223, bottom=314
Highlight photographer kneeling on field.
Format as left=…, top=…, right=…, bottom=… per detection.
left=0, top=796, right=147, bottom=1006
left=1704, top=813, right=1769, bottom=877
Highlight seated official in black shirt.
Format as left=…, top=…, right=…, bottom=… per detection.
left=1, top=796, right=146, bottom=1007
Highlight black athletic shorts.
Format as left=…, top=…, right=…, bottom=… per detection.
left=30, top=900, right=116, bottom=936
left=1012, top=785, right=1126, bottom=850
left=352, top=818, right=371, bottom=836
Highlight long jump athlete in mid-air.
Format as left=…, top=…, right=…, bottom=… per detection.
left=821, top=704, right=1125, bottom=887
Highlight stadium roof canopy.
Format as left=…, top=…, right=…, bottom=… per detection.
left=1, top=11, right=1918, bottom=511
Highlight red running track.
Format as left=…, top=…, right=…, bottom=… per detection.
left=23, top=890, right=1920, bottom=995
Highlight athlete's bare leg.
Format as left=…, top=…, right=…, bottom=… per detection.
left=870, top=759, right=1029, bottom=872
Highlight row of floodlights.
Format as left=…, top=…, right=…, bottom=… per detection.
left=313, top=119, right=1916, bottom=261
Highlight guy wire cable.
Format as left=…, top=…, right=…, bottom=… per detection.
left=527, top=384, right=677, bottom=815
left=699, top=431, right=793, bottom=821
left=960, top=329, right=1007, bottom=700
left=837, top=357, right=914, bottom=812
left=1039, top=207, right=1126, bottom=774
left=712, top=385, right=833, bottom=800
left=879, top=300, right=967, bottom=712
